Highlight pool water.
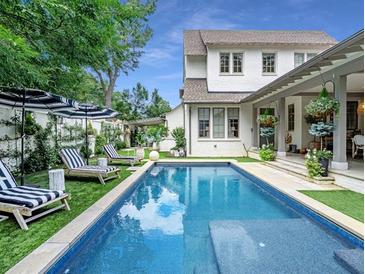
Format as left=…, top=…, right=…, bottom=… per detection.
left=57, top=164, right=356, bottom=273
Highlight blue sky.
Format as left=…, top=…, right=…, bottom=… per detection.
left=116, top=0, right=364, bottom=108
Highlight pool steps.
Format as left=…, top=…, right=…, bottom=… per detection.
left=334, top=249, right=364, bottom=274
left=209, top=219, right=359, bottom=274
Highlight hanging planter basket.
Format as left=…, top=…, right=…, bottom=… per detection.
left=304, top=87, right=340, bottom=118
left=257, top=112, right=279, bottom=128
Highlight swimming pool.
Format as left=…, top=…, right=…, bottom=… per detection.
left=48, top=163, right=363, bottom=273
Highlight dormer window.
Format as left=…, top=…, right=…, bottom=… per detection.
left=220, top=53, right=230, bottom=73
left=262, top=53, right=276, bottom=74
left=233, top=53, right=243, bottom=73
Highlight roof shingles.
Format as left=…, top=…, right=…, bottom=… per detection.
left=184, top=30, right=337, bottom=55
left=182, top=79, right=250, bottom=103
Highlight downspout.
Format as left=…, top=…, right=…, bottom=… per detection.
left=189, top=105, right=192, bottom=155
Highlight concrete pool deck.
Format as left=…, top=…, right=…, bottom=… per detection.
left=7, top=160, right=364, bottom=274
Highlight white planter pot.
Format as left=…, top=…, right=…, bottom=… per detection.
left=136, top=147, right=145, bottom=160
left=152, top=142, right=159, bottom=151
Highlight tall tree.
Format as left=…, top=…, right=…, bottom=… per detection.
left=0, top=0, right=155, bottom=107
left=130, top=83, right=149, bottom=119
left=90, top=0, right=155, bottom=107
left=146, top=89, right=171, bottom=118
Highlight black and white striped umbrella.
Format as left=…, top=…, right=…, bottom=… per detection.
left=53, top=103, right=119, bottom=120
left=0, top=87, right=76, bottom=112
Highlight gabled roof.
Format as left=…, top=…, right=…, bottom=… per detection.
left=184, top=30, right=337, bottom=55
left=182, top=79, right=250, bottom=103
left=183, top=30, right=207, bottom=55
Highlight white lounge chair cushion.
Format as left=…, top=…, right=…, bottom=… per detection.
left=0, top=186, right=64, bottom=208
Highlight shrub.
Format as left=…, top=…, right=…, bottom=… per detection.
left=172, top=127, right=186, bottom=150
left=24, top=122, right=59, bottom=173
left=114, top=139, right=126, bottom=150
left=80, top=144, right=92, bottom=159
left=304, top=149, right=325, bottom=178
left=259, top=144, right=276, bottom=161
left=257, top=109, right=279, bottom=127
left=95, top=134, right=107, bottom=155
left=145, top=125, right=168, bottom=144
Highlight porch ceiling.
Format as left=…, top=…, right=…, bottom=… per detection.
left=242, top=30, right=364, bottom=108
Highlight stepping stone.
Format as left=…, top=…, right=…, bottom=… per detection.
left=209, top=219, right=354, bottom=274
left=334, top=249, right=364, bottom=274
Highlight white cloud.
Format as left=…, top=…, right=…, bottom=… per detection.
left=167, top=8, right=240, bottom=43
left=141, top=46, right=179, bottom=67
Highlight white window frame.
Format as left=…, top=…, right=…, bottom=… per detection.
left=219, top=53, right=230, bottom=74
left=198, top=108, right=210, bottom=138
left=262, top=52, right=277, bottom=75
left=294, top=52, right=305, bottom=68
left=213, top=108, right=225, bottom=138
left=227, top=108, right=240, bottom=138
left=232, top=52, right=244, bottom=74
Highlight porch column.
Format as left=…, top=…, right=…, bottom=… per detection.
left=251, top=106, right=258, bottom=148
left=332, top=75, right=348, bottom=170
left=277, top=97, right=286, bottom=156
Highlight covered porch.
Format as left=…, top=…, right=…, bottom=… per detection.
left=245, top=30, right=364, bottom=176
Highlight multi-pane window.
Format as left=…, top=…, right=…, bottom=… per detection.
left=294, top=53, right=305, bottom=67
left=227, top=108, right=239, bottom=138
left=307, top=53, right=317, bottom=60
left=213, top=108, right=225, bottom=138
left=220, top=53, right=230, bottom=73
left=198, top=108, right=210, bottom=138
left=262, top=53, right=276, bottom=73
left=233, top=53, right=243, bottom=73
left=288, top=104, right=295, bottom=131
left=347, top=101, right=358, bottom=130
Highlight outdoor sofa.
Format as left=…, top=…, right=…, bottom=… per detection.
left=103, top=144, right=140, bottom=166
left=60, top=148, right=120, bottom=185
left=0, top=160, right=70, bottom=230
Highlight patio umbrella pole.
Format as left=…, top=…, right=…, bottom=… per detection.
left=85, top=107, right=89, bottom=164
left=20, top=89, right=26, bottom=186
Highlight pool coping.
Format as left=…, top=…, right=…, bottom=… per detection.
left=6, top=159, right=364, bottom=274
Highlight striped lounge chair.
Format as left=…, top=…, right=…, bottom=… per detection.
left=103, top=144, right=140, bottom=166
left=60, top=148, right=120, bottom=184
left=0, top=160, right=70, bottom=230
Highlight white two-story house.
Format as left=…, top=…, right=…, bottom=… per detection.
left=176, top=30, right=336, bottom=156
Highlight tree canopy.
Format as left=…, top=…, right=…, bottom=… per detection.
left=0, top=0, right=156, bottom=108
left=112, top=82, right=171, bottom=121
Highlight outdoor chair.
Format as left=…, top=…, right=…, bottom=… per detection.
left=103, top=144, right=140, bottom=166
left=0, top=160, right=70, bottom=230
left=352, top=135, right=364, bottom=159
left=60, top=148, right=120, bottom=184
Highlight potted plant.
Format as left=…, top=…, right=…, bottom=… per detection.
left=146, top=125, right=168, bottom=151
left=304, top=87, right=340, bottom=118
left=316, top=149, right=333, bottom=177
left=171, top=127, right=186, bottom=157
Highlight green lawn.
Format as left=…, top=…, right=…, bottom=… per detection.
left=300, top=190, right=364, bottom=222
left=120, top=148, right=260, bottom=163
left=0, top=164, right=134, bottom=273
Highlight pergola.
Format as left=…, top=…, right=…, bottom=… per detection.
left=242, top=30, right=364, bottom=170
